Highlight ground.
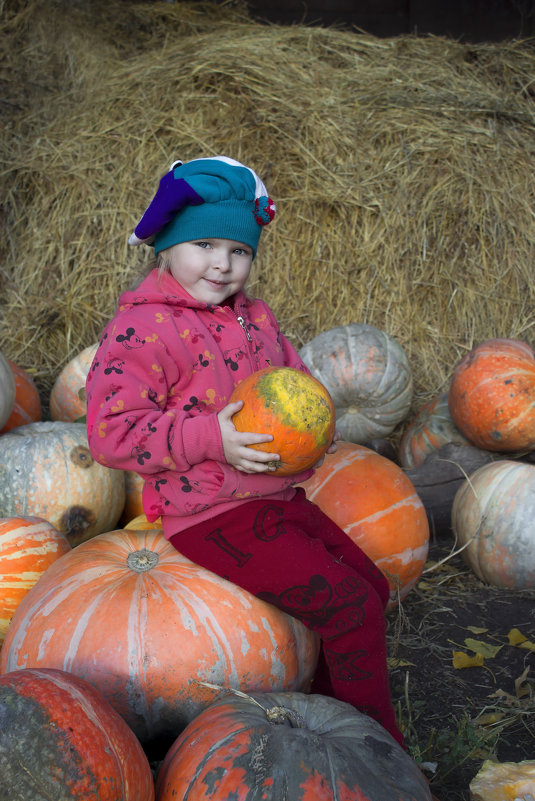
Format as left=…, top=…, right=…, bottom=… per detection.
left=387, top=539, right=535, bottom=801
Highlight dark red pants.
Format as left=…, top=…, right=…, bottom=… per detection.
left=170, top=488, right=403, bottom=746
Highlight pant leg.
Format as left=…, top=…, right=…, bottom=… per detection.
left=169, top=493, right=403, bottom=747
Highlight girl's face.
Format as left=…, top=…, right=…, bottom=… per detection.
left=163, top=238, right=253, bottom=304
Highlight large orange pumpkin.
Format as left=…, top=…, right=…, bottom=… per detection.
left=0, top=421, right=125, bottom=546
left=229, top=366, right=335, bottom=475
left=155, top=691, right=432, bottom=801
left=399, top=392, right=470, bottom=468
left=0, top=360, right=42, bottom=434
left=49, top=342, right=98, bottom=422
left=0, top=528, right=320, bottom=743
left=301, top=441, right=429, bottom=607
left=0, top=516, right=71, bottom=645
left=0, top=667, right=154, bottom=801
left=448, top=338, right=535, bottom=452
left=451, top=460, right=535, bottom=588
left=299, top=323, right=413, bottom=443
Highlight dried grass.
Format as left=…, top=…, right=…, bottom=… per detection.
left=2, top=0, right=535, bottom=415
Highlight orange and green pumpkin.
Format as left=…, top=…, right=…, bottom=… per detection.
left=155, top=691, right=432, bottom=801
left=448, top=338, right=535, bottom=452
left=0, top=667, right=154, bottom=801
left=0, top=361, right=42, bottom=435
left=0, top=421, right=125, bottom=546
left=49, top=343, right=98, bottom=422
left=301, top=441, right=429, bottom=607
left=0, top=516, right=70, bottom=645
left=0, top=528, right=320, bottom=743
left=229, top=366, right=335, bottom=476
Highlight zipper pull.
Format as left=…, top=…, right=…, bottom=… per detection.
left=236, top=315, right=253, bottom=342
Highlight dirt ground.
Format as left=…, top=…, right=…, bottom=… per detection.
left=387, top=537, right=535, bottom=801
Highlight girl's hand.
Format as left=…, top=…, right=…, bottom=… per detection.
left=218, top=401, right=280, bottom=474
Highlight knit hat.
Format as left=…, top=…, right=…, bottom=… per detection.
left=128, top=156, right=276, bottom=257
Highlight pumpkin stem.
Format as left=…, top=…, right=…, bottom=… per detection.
left=265, top=706, right=306, bottom=728
left=126, top=549, right=159, bottom=572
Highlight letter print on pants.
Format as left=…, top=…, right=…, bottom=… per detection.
left=170, top=488, right=403, bottom=747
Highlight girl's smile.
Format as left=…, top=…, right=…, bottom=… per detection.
left=163, top=238, right=253, bottom=304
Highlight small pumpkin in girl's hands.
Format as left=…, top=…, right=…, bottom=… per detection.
left=229, top=366, right=335, bottom=476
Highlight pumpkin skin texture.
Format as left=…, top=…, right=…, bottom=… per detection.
left=301, top=441, right=429, bottom=607
left=0, top=349, right=16, bottom=431
left=229, top=366, right=335, bottom=476
left=399, top=392, right=471, bottom=468
left=0, top=360, right=42, bottom=434
left=448, top=338, right=535, bottom=452
left=299, top=323, right=413, bottom=443
left=49, top=342, right=98, bottom=422
left=451, top=460, right=535, bottom=588
left=0, top=421, right=125, bottom=546
left=155, top=691, right=433, bottom=801
left=0, top=516, right=70, bottom=645
left=0, top=528, right=320, bottom=743
left=0, top=667, right=154, bottom=801
left=120, top=469, right=146, bottom=525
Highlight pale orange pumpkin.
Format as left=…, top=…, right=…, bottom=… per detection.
left=0, top=421, right=125, bottom=546
left=448, top=338, right=535, bottom=452
left=0, top=528, right=320, bottom=743
left=230, top=366, right=335, bottom=476
left=451, top=459, right=535, bottom=588
left=0, top=516, right=71, bottom=645
left=49, top=342, right=98, bottom=422
left=0, top=350, right=16, bottom=431
left=299, top=324, right=413, bottom=443
left=301, top=441, right=429, bottom=607
left=0, top=361, right=42, bottom=434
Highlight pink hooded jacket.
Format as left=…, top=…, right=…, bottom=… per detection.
left=86, top=268, right=314, bottom=539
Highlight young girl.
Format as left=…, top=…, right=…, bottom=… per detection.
left=86, top=155, right=403, bottom=747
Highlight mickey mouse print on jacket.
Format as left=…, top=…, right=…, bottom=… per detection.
left=86, top=268, right=314, bottom=538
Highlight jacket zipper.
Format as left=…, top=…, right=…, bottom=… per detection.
left=235, top=314, right=253, bottom=342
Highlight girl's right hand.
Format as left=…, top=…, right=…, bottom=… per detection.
left=218, top=401, right=280, bottom=473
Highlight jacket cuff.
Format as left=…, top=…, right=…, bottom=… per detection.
left=181, top=413, right=225, bottom=466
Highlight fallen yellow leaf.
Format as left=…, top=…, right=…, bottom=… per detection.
left=466, top=626, right=488, bottom=635
left=464, top=638, right=502, bottom=659
left=453, top=650, right=485, bottom=669
left=508, top=628, right=528, bottom=646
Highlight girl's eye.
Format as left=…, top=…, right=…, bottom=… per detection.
left=196, top=241, right=210, bottom=249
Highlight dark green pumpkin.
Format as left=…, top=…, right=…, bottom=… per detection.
left=155, top=691, right=433, bottom=801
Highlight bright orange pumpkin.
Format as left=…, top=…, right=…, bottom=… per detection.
left=230, top=367, right=335, bottom=475
left=0, top=528, right=320, bottom=743
left=0, top=421, right=125, bottom=546
left=124, top=513, right=163, bottom=530
left=0, top=516, right=71, bottom=645
left=0, top=667, right=154, bottom=801
left=49, top=342, right=98, bottom=422
left=301, top=441, right=429, bottom=607
left=0, top=361, right=42, bottom=434
left=448, top=338, right=535, bottom=452
left=399, top=392, right=470, bottom=468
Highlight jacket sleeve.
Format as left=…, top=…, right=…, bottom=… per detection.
left=262, top=302, right=311, bottom=374
left=86, top=314, right=225, bottom=474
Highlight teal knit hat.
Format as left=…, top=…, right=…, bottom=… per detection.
left=128, top=156, right=276, bottom=258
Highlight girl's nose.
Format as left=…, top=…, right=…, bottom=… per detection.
left=213, top=249, right=231, bottom=271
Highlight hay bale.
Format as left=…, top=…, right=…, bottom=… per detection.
left=2, top=0, right=535, bottom=418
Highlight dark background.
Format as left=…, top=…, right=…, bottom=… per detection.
left=242, top=0, right=535, bottom=41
